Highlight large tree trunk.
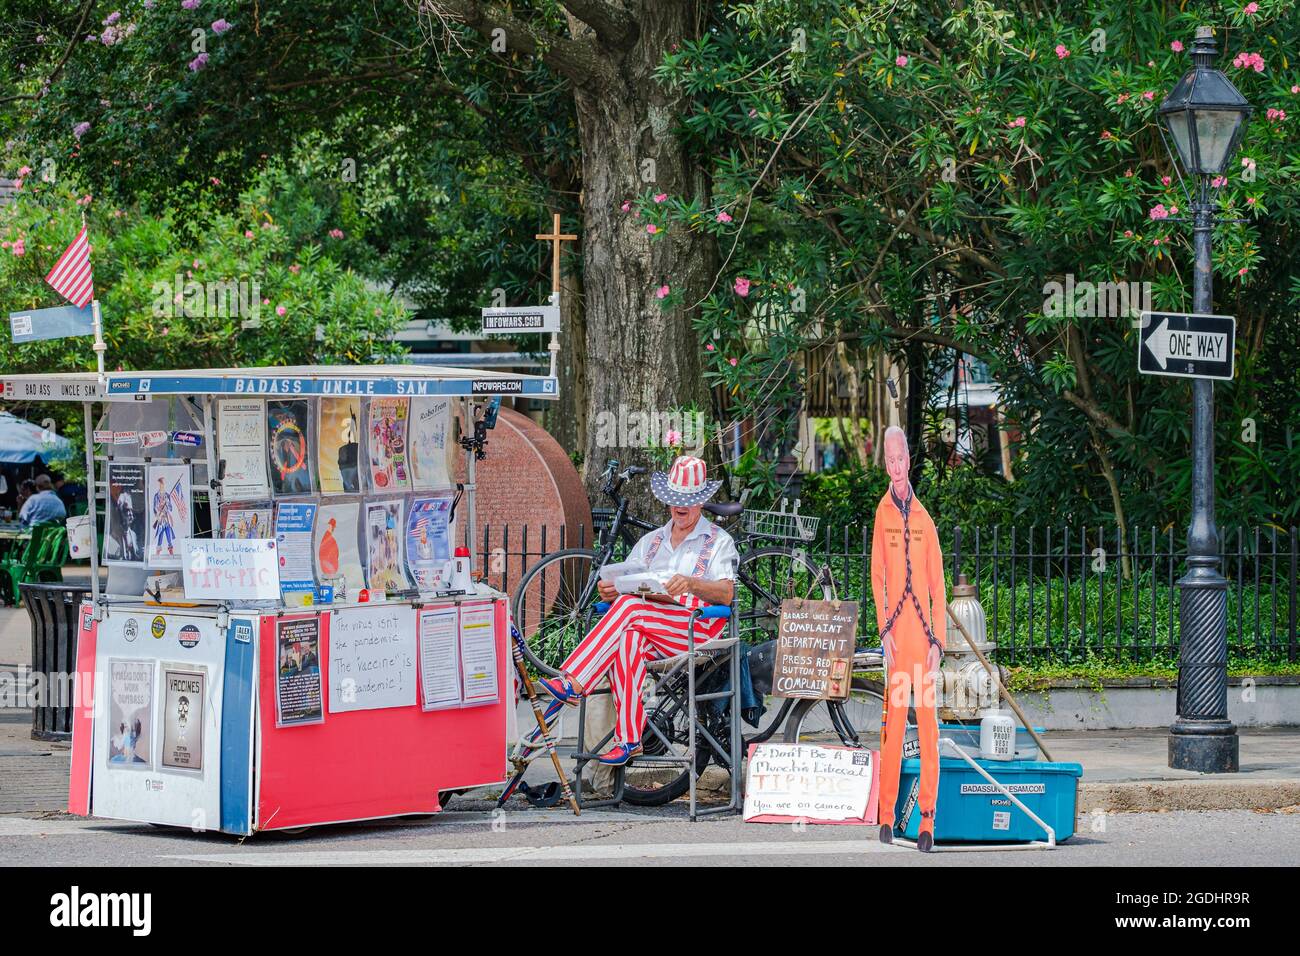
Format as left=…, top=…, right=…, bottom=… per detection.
left=568, top=3, right=714, bottom=509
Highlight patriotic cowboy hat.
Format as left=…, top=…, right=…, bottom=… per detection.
left=651, top=455, right=723, bottom=507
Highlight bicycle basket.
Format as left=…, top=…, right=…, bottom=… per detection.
left=741, top=508, right=820, bottom=542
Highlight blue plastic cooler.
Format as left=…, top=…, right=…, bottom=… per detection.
left=895, top=755, right=1083, bottom=843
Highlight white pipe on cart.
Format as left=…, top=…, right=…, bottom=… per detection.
left=82, top=401, right=102, bottom=620
left=465, top=399, right=477, bottom=571
left=202, top=396, right=220, bottom=542
left=90, top=301, right=106, bottom=377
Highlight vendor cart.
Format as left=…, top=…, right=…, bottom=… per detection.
left=0, top=363, right=558, bottom=834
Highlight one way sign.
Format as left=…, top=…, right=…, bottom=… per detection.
left=1137, top=311, right=1235, bottom=381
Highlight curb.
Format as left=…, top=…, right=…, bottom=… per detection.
left=1079, top=779, right=1300, bottom=812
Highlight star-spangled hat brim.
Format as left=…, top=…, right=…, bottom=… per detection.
left=649, top=470, right=723, bottom=507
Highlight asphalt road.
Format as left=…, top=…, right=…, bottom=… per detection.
left=1, top=801, right=1296, bottom=866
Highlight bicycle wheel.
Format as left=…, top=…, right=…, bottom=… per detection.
left=735, top=545, right=834, bottom=644
left=510, top=548, right=600, bottom=674
left=781, top=677, right=887, bottom=748
left=622, top=672, right=722, bottom=807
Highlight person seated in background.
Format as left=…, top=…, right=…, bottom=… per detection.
left=19, top=474, right=67, bottom=527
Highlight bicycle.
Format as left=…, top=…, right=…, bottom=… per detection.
left=509, top=459, right=887, bottom=805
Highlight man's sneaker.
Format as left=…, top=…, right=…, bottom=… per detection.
left=596, top=742, right=643, bottom=766
left=538, top=675, right=582, bottom=706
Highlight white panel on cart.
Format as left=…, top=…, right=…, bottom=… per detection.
left=92, top=609, right=228, bottom=829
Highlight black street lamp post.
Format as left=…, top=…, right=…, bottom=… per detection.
left=1157, top=26, right=1252, bottom=772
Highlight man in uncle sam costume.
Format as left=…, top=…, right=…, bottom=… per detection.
left=871, top=426, right=947, bottom=852
left=539, top=455, right=738, bottom=766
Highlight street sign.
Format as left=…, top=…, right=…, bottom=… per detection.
left=8, top=304, right=95, bottom=343
left=1137, top=311, right=1235, bottom=381
left=480, top=305, right=560, bottom=335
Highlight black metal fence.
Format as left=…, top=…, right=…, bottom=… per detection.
left=477, top=520, right=1298, bottom=665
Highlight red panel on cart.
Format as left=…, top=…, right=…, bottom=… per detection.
left=255, top=603, right=508, bottom=830
left=67, top=603, right=97, bottom=817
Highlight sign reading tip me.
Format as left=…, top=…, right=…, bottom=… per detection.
left=1137, top=311, right=1235, bottom=381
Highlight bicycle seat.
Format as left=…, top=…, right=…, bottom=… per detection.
left=703, top=501, right=743, bottom=518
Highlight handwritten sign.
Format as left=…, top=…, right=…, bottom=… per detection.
left=772, top=599, right=859, bottom=700
left=328, top=604, right=417, bottom=712
left=743, top=743, right=877, bottom=824
left=181, top=538, right=280, bottom=601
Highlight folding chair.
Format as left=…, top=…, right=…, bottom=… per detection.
left=571, top=600, right=743, bottom=820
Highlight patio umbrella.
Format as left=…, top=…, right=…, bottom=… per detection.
left=0, top=410, right=75, bottom=464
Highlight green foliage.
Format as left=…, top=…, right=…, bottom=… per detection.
left=655, top=1, right=1300, bottom=530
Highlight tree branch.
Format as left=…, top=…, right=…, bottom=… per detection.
left=416, top=0, right=605, bottom=86
left=560, top=0, right=638, bottom=48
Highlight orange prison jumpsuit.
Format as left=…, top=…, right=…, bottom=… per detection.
left=870, top=487, right=946, bottom=830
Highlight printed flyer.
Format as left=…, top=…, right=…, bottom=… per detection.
left=222, top=504, right=273, bottom=540
left=275, top=501, right=318, bottom=606
left=160, top=666, right=206, bottom=773
left=267, top=399, right=315, bottom=496
left=313, top=500, right=365, bottom=601
left=216, top=399, right=271, bottom=499
left=107, top=659, right=155, bottom=769
left=365, top=497, right=409, bottom=594
left=145, top=463, right=190, bottom=569
left=409, top=397, right=453, bottom=490
left=367, top=398, right=411, bottom=492
left=406, top=495, right=454, bottom=591
left=318, top=396, right=364, bottom=495
left=275, top=615, right=324, bottom=727
left=104, top=462, right=146, bottom=565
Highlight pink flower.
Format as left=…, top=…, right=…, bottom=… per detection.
left=275, top=305, right=286, bottom=317
left=1124, top=168, right=1134, bottom=178
left=728, top=357, right=738, bottom=367
left=12, top=179, right=21, bottom=190
left=1161, top=175, right=1172, bottom=186
left=1169, top=205, right=1179, bottom=214
left=705, top=343, right=715, bottom=351
left=244, top=230, right=254, bottom=238
left=715, top=210, right=732, bottom=223
left=646, top=224, right=657, bottom=235
left=289, top=264, right=300, bottom=274
left=733, top=276, right=751, bottom=297
left=1149, top=204, right=1169, bottom=220
left=665, top=430, right=682, bottom=446
left=1123, top=230, right=1133, bottom=238
left=1293, top=85, right=1300, bottom=94
left=653, top=192, right=667, bottom=203
left=1055, top=44, right=1069, bottom=59
left=1100, top=130, right=1112, bottom=140
left=1116, top=93, right=1130, bottom=104
left=188, top=52, right=208, bottom=71
left=656, top=284, right=669, bottom=299
left=1244, top=2, right=1258, bottom=13
left=1246, top=196, right=1256, bottom=205
left=182, top=0, right=200, bottom=8
left=1211, top=176, right=1227, bottom=187
left=10, top=240, right=25, bottom=257
left=1266, top=107, right=1287, bottom=122
left=328, top=228, right=344, bottom=239
left=160, top=326, right=169, bottom=335
left=1238, top=266, right=1248, bottom=275
left=209, top=176, right=221, bottom=185
left=1170, top=40, right=1184, bottom=53
left=1232, top=52, right=1265, bottom=72
left=620, top=201, right=631, bottom=212
left=1009, top=116, right=1025, bottom=128
left=17, top=165, right=31, bottom=176
left=1142, top=91, right=1154, bottom=101
left=1152, top=238, right=1161, bottom=246
left=895, top=55, right=908, bottom=67
left=211, top=18, right=232, bottom=34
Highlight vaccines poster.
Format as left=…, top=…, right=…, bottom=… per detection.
left=406, top=495, right=454, bottom=591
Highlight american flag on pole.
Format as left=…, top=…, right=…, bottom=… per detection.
left=169, top=477, right=189, bottom=524
left=44, top=225, right=94, bottom=308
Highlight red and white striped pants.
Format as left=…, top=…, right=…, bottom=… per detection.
left=561, top=594, right=728, bottom=745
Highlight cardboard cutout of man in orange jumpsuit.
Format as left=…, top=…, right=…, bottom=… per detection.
left=871, top=426, right=946, bottom=852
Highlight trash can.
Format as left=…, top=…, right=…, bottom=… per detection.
left=19, top=583, right=91, bottom=741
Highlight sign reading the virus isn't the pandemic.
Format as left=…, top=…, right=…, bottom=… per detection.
left=772, top=599, right=859, bottom=701
left=1137, top=311, right=1235, bottom=381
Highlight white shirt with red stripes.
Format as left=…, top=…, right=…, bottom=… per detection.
left=627, top=516, right=739, bottom=582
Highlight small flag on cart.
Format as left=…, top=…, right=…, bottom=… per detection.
left=169, top=477, right=189, bottom=524
left=44, top=225, right=95, bottom=308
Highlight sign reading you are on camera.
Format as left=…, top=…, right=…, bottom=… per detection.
left=772, top=599, right=859, bottom=701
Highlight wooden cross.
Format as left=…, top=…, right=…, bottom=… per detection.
left=535, top=213, right=577, bottom=297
